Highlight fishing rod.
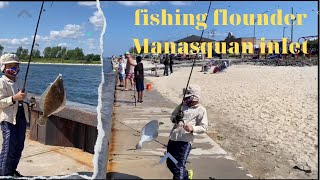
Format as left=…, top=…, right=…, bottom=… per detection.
left=134, top=84, right=137, bottom=106
left=21, top=1, right=45, bottom=93
left=175, top=1, right=212, bottom=124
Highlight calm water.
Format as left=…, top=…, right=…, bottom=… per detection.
left=8, top=64, right=102, bottom=106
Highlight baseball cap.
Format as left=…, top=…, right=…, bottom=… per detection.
left=0, top=54, right=21, bottom=65
left=125, top=52, right=130, bottom=55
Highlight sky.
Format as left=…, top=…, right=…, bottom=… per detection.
left=102, top=1, right=319, bottom=57
left=0, top=1, right=104, bottom=55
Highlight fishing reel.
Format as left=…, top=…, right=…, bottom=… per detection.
left=172, top=110, right=184, bottom=124
left=20, top=97, right=36, bottom=109
left=29, top=97, right=36, bottom=108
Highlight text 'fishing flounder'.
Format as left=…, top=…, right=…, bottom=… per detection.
left=37, top=74, right=66, bottom=126
left=136, top=120, right=164, bottom=149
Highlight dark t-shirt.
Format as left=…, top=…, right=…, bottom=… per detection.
left=134, top=62, right=144, bottom=81
left=169, top=54, right=174, bottom=64
left=163, top=55, right=169, bottom=65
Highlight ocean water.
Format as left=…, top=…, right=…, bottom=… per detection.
left=9, top=64, right=102, bottom=106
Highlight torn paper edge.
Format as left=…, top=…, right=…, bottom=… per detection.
left=92, top=0, right=107, bottom=179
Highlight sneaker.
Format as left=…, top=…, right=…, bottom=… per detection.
left=12, top=170, right=23, bottom=177
left=188, top=169, right=193, bottom=180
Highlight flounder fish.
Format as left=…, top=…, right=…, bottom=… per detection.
left=136, top=120, right=164, bottom=149
left=37, top=74, right=66, bottom=126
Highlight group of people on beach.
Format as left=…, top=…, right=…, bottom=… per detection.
left=203, top=60, right=229, bottom=74
left=116, top=52, right=145, bottom=103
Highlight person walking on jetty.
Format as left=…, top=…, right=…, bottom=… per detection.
left=0, top=54, right=29, bottom=177
left=169, top=54, right=174, bottom=74
left=134, top=56, right=144, bottom=103
left=117, top=55, right=126, bottom=87
left=167, top=84, right=208, bottom=180
left=163, top=54, right=169, bottom=76
left=124, top=52, right=135, bottom=91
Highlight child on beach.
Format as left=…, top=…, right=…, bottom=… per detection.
left=167, top=84, right=208, bottom=180
left=118, top=55, right=126, bottom=87
left=134, top=56, right=144, bottom=103
left=0, top=54, right=29, bottom=177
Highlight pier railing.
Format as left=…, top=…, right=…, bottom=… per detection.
left=27, top=94, right=98, bottom=153
left=27, top=70, right=117, bottom=155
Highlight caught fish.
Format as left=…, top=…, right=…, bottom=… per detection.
left=136, top=120, right=164, bottom=149
left=37, top=74, right=66, bottom=126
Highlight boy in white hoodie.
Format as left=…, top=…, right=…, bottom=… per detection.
left=167, top=84, right=208, bottom=180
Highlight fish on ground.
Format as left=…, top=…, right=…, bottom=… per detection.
left=136, top=120, right=163, bottom=149
left=37, top=74, right=66, bottom=126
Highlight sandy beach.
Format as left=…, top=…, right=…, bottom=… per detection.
left=145, top=65, right=318, bottom=179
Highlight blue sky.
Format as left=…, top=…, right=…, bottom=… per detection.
left=102, top=1, right=318, bottom=57
left=0, top=1, right=104, bottom=55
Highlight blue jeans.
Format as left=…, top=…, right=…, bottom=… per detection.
left=0, top=106, right=27, bottom=176
left=166, top=140, right=192, bottom=180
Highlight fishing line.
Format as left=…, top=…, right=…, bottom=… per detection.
left=21, top=1, right=45, bottom=93
left=179, top=1, right=212, bottom=109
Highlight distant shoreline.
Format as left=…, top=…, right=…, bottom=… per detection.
left=20, top=62, right=101, bottom=66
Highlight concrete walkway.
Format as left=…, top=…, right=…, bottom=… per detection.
left=108, top=82, right=254, bottom=179
left=0, top=131, right=93, bottom=177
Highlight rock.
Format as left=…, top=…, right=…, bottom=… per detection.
left=252, top=144, right=257, bottom=147
left=217, top=135, right=224, bottom=140
left=293, top=163, right=312, bottom=173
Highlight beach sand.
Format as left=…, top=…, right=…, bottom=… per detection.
left=145, top=65, right=318, bottom=179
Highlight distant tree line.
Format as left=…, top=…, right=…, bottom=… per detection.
left=0, top=44, right=100, bottom=62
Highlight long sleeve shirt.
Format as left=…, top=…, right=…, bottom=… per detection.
left=169, top=103, right=208, bottom=143
left=0, top=75, right=29, bottom=124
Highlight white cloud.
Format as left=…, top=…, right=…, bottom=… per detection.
left=58, top=43, right=68, bottom=47
left=49, top=24, right=84, bottom=39
left=0, top=37, right=31, bottom=53
left=117, top=1, right=153, bottom=6
left=0, top=2, right=9, bottom=8
left=89, top=11, right=104, bottom=29
left=78, top=2, right=96, bottom=7
left=170, top=1, right=192, bottom=6
left=0, top=24, right=95, bottom=54
left=0, top=38, right=30, bottom=46
left=214, top=32, right=228, bottom=37
left=34, top=35, right=50, bottom=42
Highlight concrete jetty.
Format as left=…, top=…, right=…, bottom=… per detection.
left=107, top=82, right=254, bottom=179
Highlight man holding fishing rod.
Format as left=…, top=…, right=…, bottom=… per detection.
left=167, top=84, right=208, bottom=180
left=0, top=54, right=29, bottom=177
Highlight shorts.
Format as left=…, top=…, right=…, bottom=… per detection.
left=119, top=73, right=125, bottom=80
left=126, top=73, right=134, bottom=79
left=135, top=79, right=144, bottom=92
